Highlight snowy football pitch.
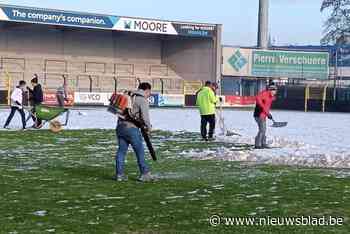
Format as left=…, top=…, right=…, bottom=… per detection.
left=0, top=108, right=349, bottom=233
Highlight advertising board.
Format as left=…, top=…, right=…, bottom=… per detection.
left=74, top=92, right=111, bottom=106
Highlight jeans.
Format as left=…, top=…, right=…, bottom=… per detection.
left=255, top=117, right=267, bottom=147
left=4, top=106, right=26, bottom=129
left=201, top=114, right=216, bottom=139
left=116, top=125, right=149, bottom=176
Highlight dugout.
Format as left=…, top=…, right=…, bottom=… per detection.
left=0, top=4, right=222, bottom=99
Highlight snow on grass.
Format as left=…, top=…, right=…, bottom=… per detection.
left=1, top=107, right=350, bottom=169
left=176, top=131, right=350, bottom=168
left=165, top=195, right=185, bottom=200
left=33, top=210, right=47, bottom=217
left=0, top=128, right=348, bottom=233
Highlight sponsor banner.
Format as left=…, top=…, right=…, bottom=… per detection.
left=115, top=18, right=216, bottom=37
left=115, top=17, right=177, bottom=35
left=252, top=50, right=329, bottom=79
left=43, top=91, right=74, bottom=106
left=0, top=6, right=118, bottom=29
left=275, top=45, right=350, bottom=67
left=159, top=94, right=185, bottom=107
left=172, top=23, right=216, bottom=37
left=223, top=47, right=330, bottom=79
left=223, top=47, right=252, bottom=77
left=148, top=93, right=159, bottom=107
left=225, top=95, right=256, bottom=107
left=0, top=5, right=216, bottom=37
left=74, top=92, right=111, bottom=105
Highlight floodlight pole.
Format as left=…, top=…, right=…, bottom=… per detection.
left=257, top=0, right=269, bottom=49
left=333, top=47, right=338, bottom=100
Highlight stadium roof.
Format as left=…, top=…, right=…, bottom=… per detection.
left=0, top=4, right=218, bottom=38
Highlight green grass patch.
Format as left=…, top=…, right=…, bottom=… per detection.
left=0, top=130, right=349, bottom=234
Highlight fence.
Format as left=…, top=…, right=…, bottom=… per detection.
left=273, top=85, right=350, bottom=112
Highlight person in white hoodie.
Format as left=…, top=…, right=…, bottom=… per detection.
left=3, top=80, right=27, bottom=130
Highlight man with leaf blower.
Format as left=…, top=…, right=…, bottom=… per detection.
left=111, top=82, right=155, bottom=182
left=254, top=85, right=278, bottom=149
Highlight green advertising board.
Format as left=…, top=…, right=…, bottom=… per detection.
left=252, top=50, right=329, bottom=79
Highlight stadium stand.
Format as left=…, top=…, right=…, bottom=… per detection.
left=0, top=53, right=183, bottom=93
left=0, top=25, right=194, bottom=94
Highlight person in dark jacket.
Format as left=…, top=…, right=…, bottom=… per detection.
left=27, top=75, right=44, bottom=128
left=253, top=85, right=277, bottom=149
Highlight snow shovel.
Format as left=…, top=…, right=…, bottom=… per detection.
left=217, top=99, right=242, bottom=137
left=225, top=130, right=242, bottom=137
left=271, top=117, right=288, bottom=128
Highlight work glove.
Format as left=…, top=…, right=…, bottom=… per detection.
left=267, top=114, right=273, bottom=120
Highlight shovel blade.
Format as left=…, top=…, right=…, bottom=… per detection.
left=272, top=122, right=288, bottom=128
left=226, top=130, right=242, bottom=137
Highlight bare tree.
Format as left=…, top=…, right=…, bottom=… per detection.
left=321, top=0, right=350, bottom=44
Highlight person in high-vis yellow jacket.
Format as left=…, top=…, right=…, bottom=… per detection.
left=196, top=81, right=220, bottom=141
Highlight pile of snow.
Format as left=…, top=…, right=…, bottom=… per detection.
left=157, top=109, right=350, bottom=168
left=185, top=135, right=350, bottom=168
left=1, top=107, right=350, bottom=168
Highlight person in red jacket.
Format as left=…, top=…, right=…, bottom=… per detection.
left=253, top=85, right=277, bottom=149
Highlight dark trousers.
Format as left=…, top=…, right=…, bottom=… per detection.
left=31, top=105, right=42, bottom=127
left=4, top=106, right=26, bottom=129
left=201, top=114, right=216, bottom=139
left=57, top=94, right=65, bottom=107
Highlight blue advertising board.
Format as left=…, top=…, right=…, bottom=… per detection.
left=158, top=94, right=185, bottom=107
left=0, top=6, right=118, bottom=29
left=148, top=94, right=159, bottom=107
left=0, top=4, right=217, bottom=37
